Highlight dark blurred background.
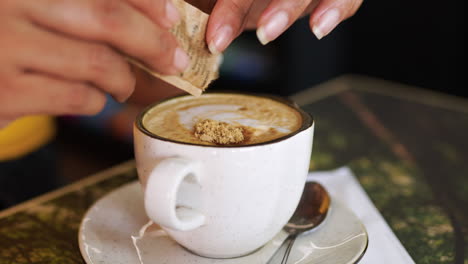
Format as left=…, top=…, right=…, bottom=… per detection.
left=216, top=0, right=466, bottom=97
left=56, top=0, right=466, bottom=182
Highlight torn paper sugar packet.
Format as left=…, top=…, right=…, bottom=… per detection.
left=126, top=0, right=222, bottom=96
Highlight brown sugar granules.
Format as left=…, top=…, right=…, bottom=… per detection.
left=194, top=119, right=244, bottom=145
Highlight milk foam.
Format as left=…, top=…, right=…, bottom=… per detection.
left=177, top=104, right=291, bottom=136
left=142, top=94, right=302, bottom=145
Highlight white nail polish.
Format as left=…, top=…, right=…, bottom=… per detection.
left=174, top=47, right=189, bottom=72
left=208, top=42, right=218, bottom=55
left=256, top=27, right=268, bottom=45
left=216, top=54, right=224, bottom=68
left=209, top=25, right=233, bottom=54
left=165, top=0, right=180, bottom=26
left=257, top=11, right=289, bottom=45
left=313, top=8, right=340, bottom=40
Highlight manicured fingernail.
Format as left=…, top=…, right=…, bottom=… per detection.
left=208, top=25, right=233, bottom=54
left=256, top=11, right=289, bottom=45
left=216, top=54, right=224, bottom=68
left=173, top=47, right=189, bottom=72
left=165, top=0, right=180, bottom=26
left=313, top=8, right=340, bottom=40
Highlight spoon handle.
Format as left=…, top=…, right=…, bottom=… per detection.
left=280, top=235, right=297, bottom=264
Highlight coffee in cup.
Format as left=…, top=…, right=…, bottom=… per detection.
left=142, top=93, right=303, bottom=145
left=134, top=93, right=314, bottom=258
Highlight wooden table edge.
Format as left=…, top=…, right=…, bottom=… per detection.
left=0, top=160, right=136, bottom=219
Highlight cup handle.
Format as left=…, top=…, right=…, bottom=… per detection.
left=144, top=157, right=205, bottom=231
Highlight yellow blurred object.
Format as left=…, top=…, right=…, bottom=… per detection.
left=0, top=116, right=56, bottom=161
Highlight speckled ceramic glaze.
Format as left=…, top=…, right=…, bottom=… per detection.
left=78, top=181, right=368, bottom=264
left=133, top=96, right=314, bottom=258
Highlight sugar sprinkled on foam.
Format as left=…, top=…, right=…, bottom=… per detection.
left=194, top=119, right=244, bottom=145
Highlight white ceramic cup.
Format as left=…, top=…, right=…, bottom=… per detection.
left=133, top=94, right=314, bottom=258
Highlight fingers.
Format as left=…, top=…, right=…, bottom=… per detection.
left=0, top=73, right=107, bottom=118
left=127, top=0, right=180, bottom=29
left=309, top=0, right=363, bottom=39
left=206, top=0, right=255, bottom=54
left=17, top=23, right=135, bottom=102
left=251, top=0, right=363, bottom=44
left=256, top=0, right=312, bottom=45
left=25, top=0, right=189, bottom=75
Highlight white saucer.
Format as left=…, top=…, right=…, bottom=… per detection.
left=79, top=181, right=368, bottom=264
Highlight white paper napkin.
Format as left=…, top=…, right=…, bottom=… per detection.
left=308, top=167, right=415, bottom=264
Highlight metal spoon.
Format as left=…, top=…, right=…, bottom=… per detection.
left=269, top=181, right=331, bottom=264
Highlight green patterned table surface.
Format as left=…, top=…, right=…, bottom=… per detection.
left=1, top=75, right=467, bottom=264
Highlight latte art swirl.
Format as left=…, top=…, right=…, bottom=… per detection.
left=143, top=94, right=302, bottom=145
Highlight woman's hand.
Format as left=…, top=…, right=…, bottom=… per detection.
left=202, top=0, right=363, bottom=53
left=0, top=0, right=187, bottom=127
